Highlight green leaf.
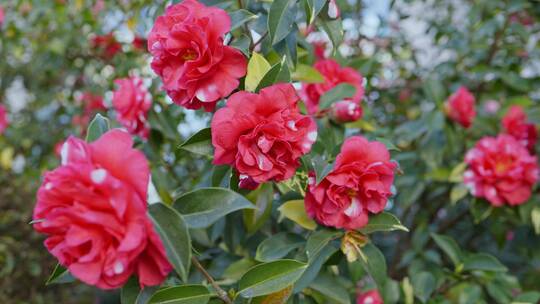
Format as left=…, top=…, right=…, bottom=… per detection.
left=448, top=162, right=467, bottom=183
left=268, top=0, right=297, bottom=45
left=278, top=200, right=317, bottom=230
left=450, top=184, right=468, bottom=205
left=85, top=113, right=110, bottom=142
left=46, top=264, right=75, bottom=285
left=229, top=9, right=258, bottom=31
left=238, top=259, right=308, bottom=298
left=462, top=253, right=508, bottom=272
left=532, top=206, right=540, bottom=235
left=358, top=243, right=387, bottom=290
left=305, top=229, right=342, bottom=260
left=402, top=277, right=414, bottom=304
left=292, top=64, right=324, bottom=83
left=211, top=165, right=231, bottom=188
left=173, top=187, right=256, bottom=229
left=293, top=243, right=338, bottom=292
left=422, top=76, right=446, bottom=105
left=309, top=272, right=350, bottom=304
left=243, top=183, right=274, bottom=234
left=255, top=233, right=305, bottom=262
left=148, top=203, right=192, bottom=282
left=431, top=233, right=462, bottom=267
left=223, top=258, right=257, bottom=281
left=255, top=58, right=290, bottom=92
left=375, top=137, right=401, bottom=152
left=319, top=83, right=356, bottom=110
left=304, top=0, right=327, bottom=24
left=231, top=34, right=251, bottom=57
left=358, top=212, right=409, bottom=234
left=412, top=271, right=435, bottom=303
left=121, top=276, right=159, bottom=304
left=148, top=285, right=211, bottom=304
left=245, top=52, right=272, bottom=92
left=178, top=128, right=212, bottom=157
left=513, top=291, right=540, bottom=303
left=311, top=156, right=333, bottom=185
left=318, top=18, right=343, bottom=54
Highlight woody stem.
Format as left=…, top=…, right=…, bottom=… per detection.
left=191, top=256, right=232, bottom=304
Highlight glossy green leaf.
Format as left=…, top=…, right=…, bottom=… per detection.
left=238, top=259, right=308, bottom=298
left=85, top=114, right=110, bottom=142
left=178, top=128, right=212, bottom=157
left=148, top=285, right=211, bottom=304
left=358, top=243, right=387, bottom=290
left=223, top=258, right=257, bottom=281
left=309, top=272, right=349, bottom=304
left=304, top=0, right=327, bottom=24
left=255, top=233, right=305, bottom=262
left=268, top=0, right=297, bottom=45
left=292, top=64, right=324, bottom=83
left=358, top=212, right=409, bottom=234
left=173, top=187, right=256, bottom=229
left=532, top=206, right=540, bottom=235
left=431, top=233, right=462, bottom=267
left=412, top=271, right=435, bottom=303
left=243, top=183, right=274, bottom=234
left=319, top=18, right=342, bottom=54
left=121, top=276, right=159, bottom=304
left=293, top=243, right=338, bottom=293
left=245, top=52, right=272, bottom=92
left=255, top=58, right=290, bottom=92
left=148, top=203, right=192, bottom=282
left=319, top=83, right=356, bottom=110
left=463, top=253, right=508, bottom=272
left=450, top=184, right=468, bottom=204
left=278, top=200, right=317, bottom=230
left=229, top=9, right=258, bottom=31
left=46, top=264, right=75, bottom=285
left=305, top=229, right=342, bottom=260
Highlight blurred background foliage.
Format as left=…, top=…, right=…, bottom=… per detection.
left=0, top=0, right=539, bottom=303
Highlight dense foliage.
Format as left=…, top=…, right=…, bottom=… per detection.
left=1, top=0, right=539, bottom=303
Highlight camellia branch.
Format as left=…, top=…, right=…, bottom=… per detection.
left=191, top=257, right=233, bottom=304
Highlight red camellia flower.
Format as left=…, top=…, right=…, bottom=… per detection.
left=0, top=104, right=8, bottom=134
left=305, top=136, right=396, bottom=230
left=91, top=33, right=122, bottom=60
left=148, top=0, right=247, bottom=111
left=112, top=77, right=152, bottom=139
left=33, top=130, right=172, bottom=289
left=357, top=289, right=383, bottom=304
left=72, top=92, right=106, bottom=133
left=444, top=86, right=476, bottom=128
left=464, top=134, right=539, bottom=206
left=502, top=105, right=537, bottom=153
left=331, top=100, right=363, bottom=123
left=301, top=59, right=364, bottom=116
left=0, top=6, right=4, bottom=26
left=211, top=84, right=317, bottom=185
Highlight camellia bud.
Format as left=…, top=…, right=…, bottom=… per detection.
left=341, top=230, right=369, bottom=262
left=238, top=174, right=260, bottom=190
left=328, top=0, right=340, bottom=19
left=331, top=100, right=363, bottom=123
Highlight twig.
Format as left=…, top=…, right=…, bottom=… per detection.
left=250, top=32, right=268, bottom=51
left=191, top=257, right=232, bottom=304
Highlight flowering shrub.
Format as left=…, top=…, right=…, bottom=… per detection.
left=1, top=0, right=540, bottom=303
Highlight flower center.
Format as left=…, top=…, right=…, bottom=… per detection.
left=181, top=49, right=197, bottom=61
left=494, top=157, right=513, bottom=174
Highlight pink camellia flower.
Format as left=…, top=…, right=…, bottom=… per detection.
left=357, top=289, right=383, bottom=304
left=301, top=59, right=364, bottom=116
left=80, top=92, right=106, bottom=114
left=0, top=104, right=8, bottom=134
left=91, top=33, right=122, bottom=60
left=211, top=84, right=317, bottom=184
left=33, top=130, right=172, bottom=289
left=148, top=0, right=247, bottom=112
left=464, top=134, right=539, bottom=206
left=305, top=136, right=396, bottom=230
left=312, top=40, right=328, bottom=60
left=444, top=86, right=476, bottom=128
left=331, top=100, right=363, bottom=123
left=502, top=105, right=537, bottom=153
left=112, top=77, right=152, bottom=139
left=0, top=6, right=5, bottom=26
